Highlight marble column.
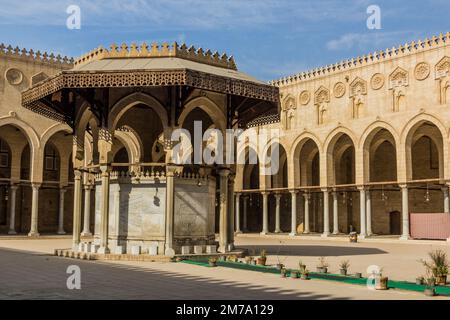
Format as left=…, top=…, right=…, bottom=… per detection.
left=81, top=185, right=92, bottom=236
left=443, top=186, right=449, bottom=213
left=28, top=183, right=41, bottom=237
left=321, top=188, right=330, bottom=237
left=366, top=190, right=373, bottom=236
left=242, top=196, right=248, bottom=232
left=358, top=186, right=367, bottom=239
left=165, top=166, right=176, bottom=256
left=274, top=193, right=282, bottom=233
left=289, top=191, right=297, bottom=236
left=227, top=175, right=235, bottom=250
left=260, top=192, right=269, bottom=235
left=235, top=193, right=241, bottom=234
left=72, top=170, right=83, bottom=250
left=57, top=188, right=66, bottom=235
left=7, top=184, right=18, bottom=235
left=303, top=193, right=310, bottom=234
left=332, top=191, right=339, bottom=234
left=98, top=166, right=111, bottom=254
left=400, top=184, right=410, bottom=240
left=218, top=168, right=230, bottom=253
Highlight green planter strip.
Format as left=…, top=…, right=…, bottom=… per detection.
left=181, top=259, right=450, bottom=295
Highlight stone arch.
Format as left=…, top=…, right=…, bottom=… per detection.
left=289, top=133, right=322, bottom=187
left=324, top=127, right=357, bottom=186
left=357, top=120, right=400, bottom=183
left=401, top=113, right=447, bottom=181
left=108, top=92, right=169, bottom=132
left=179, top=96, right=226, bottom=132
left=114, top=129, right=142, bottom=165
left=0, top=116, right=40, bottom=181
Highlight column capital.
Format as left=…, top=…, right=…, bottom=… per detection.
left=399, top=183, right=408, bottom=189
left=59, top=188, right=67, bottom=194
left=289, top=189, right=299, bottom=194
left=303, top=192, right=311, bottom=200
left=31, top=182, right=41, bottom=189
left=218, top=167, right=231, bottom=177
left=274, top=193, right=283, bottom=199
left=10, top=184, right=19, bottom=191
left=235, top=192, right=241, bottom=197
left=261, top=191, right=270, bottom=196
left=321, top=187, right=329, bottom=193
left=357, top=185, right=365, bottom=191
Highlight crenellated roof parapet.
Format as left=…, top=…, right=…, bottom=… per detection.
left=74, top=42, right=237, bottom=70
left=0, top=43, right=74, bottom=67
left=271, top=32, right=450, bottom=87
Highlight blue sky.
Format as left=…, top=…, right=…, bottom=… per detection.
left=0, top=0, right=449, bottom=81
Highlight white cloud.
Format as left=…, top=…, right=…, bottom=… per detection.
left=326, top=31, right=417, bottom=51
left=0, top=0, right=372, bottom=29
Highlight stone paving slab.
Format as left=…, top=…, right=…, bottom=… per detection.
left=1, top=237, right=450, bottom=299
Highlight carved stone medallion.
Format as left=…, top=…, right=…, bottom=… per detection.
left=299, top=90, right=310, bottom=105
left=371, top=73, right=384, bottom=90
left=414, top=62, right=430, bottom=81
left=333, top=82, right=346, bottom=98
left=5, top=68, right=23, bottom=85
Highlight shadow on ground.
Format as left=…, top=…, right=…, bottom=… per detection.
left=239, top=245, right=387, bottom=257
left=0, top=248, right=346, bottom=300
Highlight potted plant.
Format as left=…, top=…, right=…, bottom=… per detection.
left=208, top=257, right=218, bottom=267
left=280, top=268, right=287, bottom=278
left=416, top=276, right=424, bottom=285
left=300, top=268, right=310, bottom=280
left=354, top=272, right=362, bottom=278
left=421, top=249, right=449, bottom=286
left=245, top=256, right=253, bottom=265
left=257, top=249, right=267, bottom=266
left=291, top=270, right=299, bottom=279
left=424, top=277, right=436, bottom=297
left=275, top=263, right=284, bottom=271
left=227, top=255, right=238, bottom=262
left=339, top=260, right=350, bottom=276
left=316, top=257, right=329, bottom=273
left=298, top=260, right=306, bottom=272
left=374, top=268, right=388, bottom=290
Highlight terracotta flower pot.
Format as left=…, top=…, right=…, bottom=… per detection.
left=340, top=269, right=347, bottom=276
left=257, top=257, right=267, bottom=266
left=436, top=275, right=447, bottom=286
left=375, top=277, right=389, bottom=290
left=354, top=272, right=362, bottom=278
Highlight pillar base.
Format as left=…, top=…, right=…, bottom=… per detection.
left=321, top=232, right=330, bottom=238
left=97, top=247, right=110, bottom=254
left=399, top=235, right=411, bottom=241
left=235, top=230, right=242, bottom=235
left=332, top=231, right=339, bottom=235
left=260, top=231, right=268, bottom=236
left=8, top=230, right=17, bottom=235
left=275, top=230, right=282, bottom=234
left=57, top=230, right=66, bottom=235
left=28, top=232, right=40, bottom=237
left=218, top=246, right=228, bottom=253
left=303, top=231, right=310, bottom=234
left=359, top=234, right=367, bottom=240
left=164, top=248, right=176, bottom=257
left=81, top=232, right=92, bottom=237
left=289, top=232, right=297, bottom=237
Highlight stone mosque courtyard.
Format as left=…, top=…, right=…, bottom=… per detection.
left=1, top=235, right=449, bottom=300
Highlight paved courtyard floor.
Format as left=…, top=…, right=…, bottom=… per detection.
left=0, top=235, right=449, bottom=300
